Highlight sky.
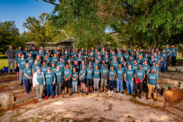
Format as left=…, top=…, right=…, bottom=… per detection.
left=0, top=0, right=111, bottom=34
left=0, top=0, right=55, bottom=33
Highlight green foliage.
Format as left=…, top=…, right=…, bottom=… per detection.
left=0, top=21, right=20, bottom=53
left=42, top=0, right=183, bottom=50
left=23, top=12, right=67, bottom=47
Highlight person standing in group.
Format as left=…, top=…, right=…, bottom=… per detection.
left=100, top=62, right=109, bottom=93
left=108, top=66, right=116, bottom=93
left=18, top=54, right=26, bottom=86
left=54, top=66, right=63, bottom=96
left=15, top=46, right=22, bottom=56
left=41, top=61, right=48, bottom=74
left=15, top=52, right=21, bottom=79
left=161, top=49, right=167, bottom=72
left=150, top=61, right=159, bottom=75
left=134, top=65, right=145, bottom=98
left=63, top=63, right=72, bottom=95
left=72, top=67, right=78, bottom=93
left=93, top=65, right=100, bottom=93
left=116, top=64, right=124, bottom=93
left=147, top=69, right=159, bottom=101
left=142, top=60, right=150, bottom=90
left=5, top=45, right=15, bottom=73
left=33, top=67, right=45, bottom=101
left=86, top=64, right=93, bottom=94
left=23, top=63, right=32, bottom=94
left=45, top=67, right=56, bottom=99
left=26, top=53, right=34, bottom=69
left=32, top=59, right=39, bottom=74
left=79, top=65, right=86, bottom=93
left=124, top=64, right=134, bottom=96
left=171, top=45, right=179, bottom=66
left=165, top=44, right=171, bottom=66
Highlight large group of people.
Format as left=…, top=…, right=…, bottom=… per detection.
left=5, top=44, right=179, bottom=101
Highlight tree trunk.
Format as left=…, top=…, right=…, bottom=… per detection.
left=181, top=49, right=183, bottom=58
left=100, top=39, right=105, bottom=50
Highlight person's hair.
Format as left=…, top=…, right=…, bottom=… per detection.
left=21, top=54, right=24, bottom=56
left=153, top=61, right=156, bottom=64
left=43, top=60, right=47, bottom=64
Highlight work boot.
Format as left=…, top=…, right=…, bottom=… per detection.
left=100, top=86, right=103, bottom=93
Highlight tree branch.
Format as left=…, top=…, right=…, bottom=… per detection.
left=42, top=0, right=60, bottom=6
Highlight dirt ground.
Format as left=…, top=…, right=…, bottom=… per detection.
left=0, top=93, right=182, bottom=122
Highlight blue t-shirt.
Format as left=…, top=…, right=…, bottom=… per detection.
left=51, top=67, right=56, bottom=72
left=26, top=57, right=34, bottom=68
left=132, top=64, right=138, bottom=72
left=32, top=64, right=39, bottom=73
left=93, top=69, right=101, bottom=78
left=150, top=66, right=159, bottom=74
left=109, top=70, right=116, bottom=81
left=18, top=59, right=26, bottom=70
left=125, top=69, right=134, bottom=81
left=101, top=67, right=109, bottom=79
left=135, top=70, right=145, bottom=81
left=72, top=71, right=78, bottom=82
left=147, top=73, right=159, bottom=85
left=51, top=57, right=58, bottom=65
left=80, top=69, right=86, bottom=80
left=41, top=66, right=48, bottom=74
left=171, top=48, right=178, bottom=57
left=86, top=68, right=93, bottom=79
left=54, top=70, right=63, bottom=83
left=142, top=64, right=150, bottom=74
left=161, top=52, right=167, bottom=60
left=57, top=62, right=65, bottom=70
left=37, top=72, right=44, bottom=85
left=117, top=68, right=124, bottom=80
left=16, top=50, right=22, bottom=54
left=45, top=72, right=56, bottom=85
left=63, top=69, right=72, bottom=80
left=15, top=56, right=21, bottom=65
left=23, top=68, right=31, bottom=80
left=110, top=61, right=119, bottom=70
left=165, top=48, right=171, bottom=55
left=23, top=51, right=29, bottom=58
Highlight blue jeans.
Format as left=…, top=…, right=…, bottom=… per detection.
left=162, top=61, right=166, bottom=72
left=126, top=80, right=133, bottom=94
left=109, top=80, right=115, bottom=90
left=46, top=84, right=53, bottom=97
left=24, top=79, right=30, bottom=93
left=116, top=78, right=123, bottom=92
left=72, top=81, right=78, bottom=92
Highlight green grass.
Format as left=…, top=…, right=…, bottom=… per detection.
left=0, top=55, right=11, bottom=69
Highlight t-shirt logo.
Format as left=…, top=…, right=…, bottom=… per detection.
left=46, top=74, right=51, bottom=78
left=127, top=71, right=132, bottom=74
left=27, top=70, right=31, bottom=73
left=149, top=76, right=155, bottom=80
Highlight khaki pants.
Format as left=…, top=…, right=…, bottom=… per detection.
left=147, top=83, right=156, bottom=99
left=36, top=85, right=44, bottom=100
left=101, top=79, right=107, bottom=86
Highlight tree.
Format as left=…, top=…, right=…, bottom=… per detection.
left=23, top=12, right=67, bottom=47
left=40, top=0, right=183, bottom=50
left=0, top=21, right=20, bottom=53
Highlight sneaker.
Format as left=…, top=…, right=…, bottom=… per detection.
left=121, top=92, right=124, bottom=94
left=26, top=92, right=29, bottom=94
left=19, top=84, right=22, bottom=86
left=51, top=95, right=54, bottom=98
left=17, top=77, right=19, bottom=79
left=111, top=90, right=113, bottom=93
left=116, top=91, right=119, bottom=93
left=107, top=90, right=111, bottom=93
left=146, top=98, right=150, bottom=100
left=46, top=96, right=49, bottom=99
left=133, top=95, right=136, bottom=98
left=154, top=99, right=157, bottom=101
left=139, top=96, right=142, bottom=99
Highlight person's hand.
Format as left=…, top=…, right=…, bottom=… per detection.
left=141, top=80, right=143, bottom=83
left=53, top=82, right=55, bottom=85
left=79, top=78, right=81, bottom=81
left=65, top=79, right=68, bottom=81
left=125, top=79, right=126, bottom=82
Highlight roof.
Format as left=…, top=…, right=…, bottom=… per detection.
left=25, top=38, right=74, bottom=45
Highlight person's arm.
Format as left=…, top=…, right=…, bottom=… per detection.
left=80, top=73, right=85, bottom=79
left=67, top=73, right=72, bottom=80
left=111, top=74, right=116, bottom=81
left=74, top=75, right=78, bottom=81
left=156, top=79, right=159, bottom=86
left=24, top=73, right=31, bottom=79
left=42, top=72, right=45, bottom=86
left=53, top=78, right=56, bottom=84
left=124, top=73, right=126, bottom=82
left=141, top=75, right=145, bottom=83
left=134, top=74, right=137, bottom=82
left=147, top=77, right=148, bottom=84
left=146, top=69, right=150, bottom=74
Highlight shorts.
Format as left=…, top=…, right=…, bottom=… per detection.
left=80, top=79, right=85, bottom=84
left=101, top=79, right=107, bottom=86
left=64, top=79, right=72, bottom=88
left=15, top=66, right=19, bottom=72
left=86, top=78, right=92, bottom=87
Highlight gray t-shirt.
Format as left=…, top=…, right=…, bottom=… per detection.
left=5, top=49, right=15, bottom=59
